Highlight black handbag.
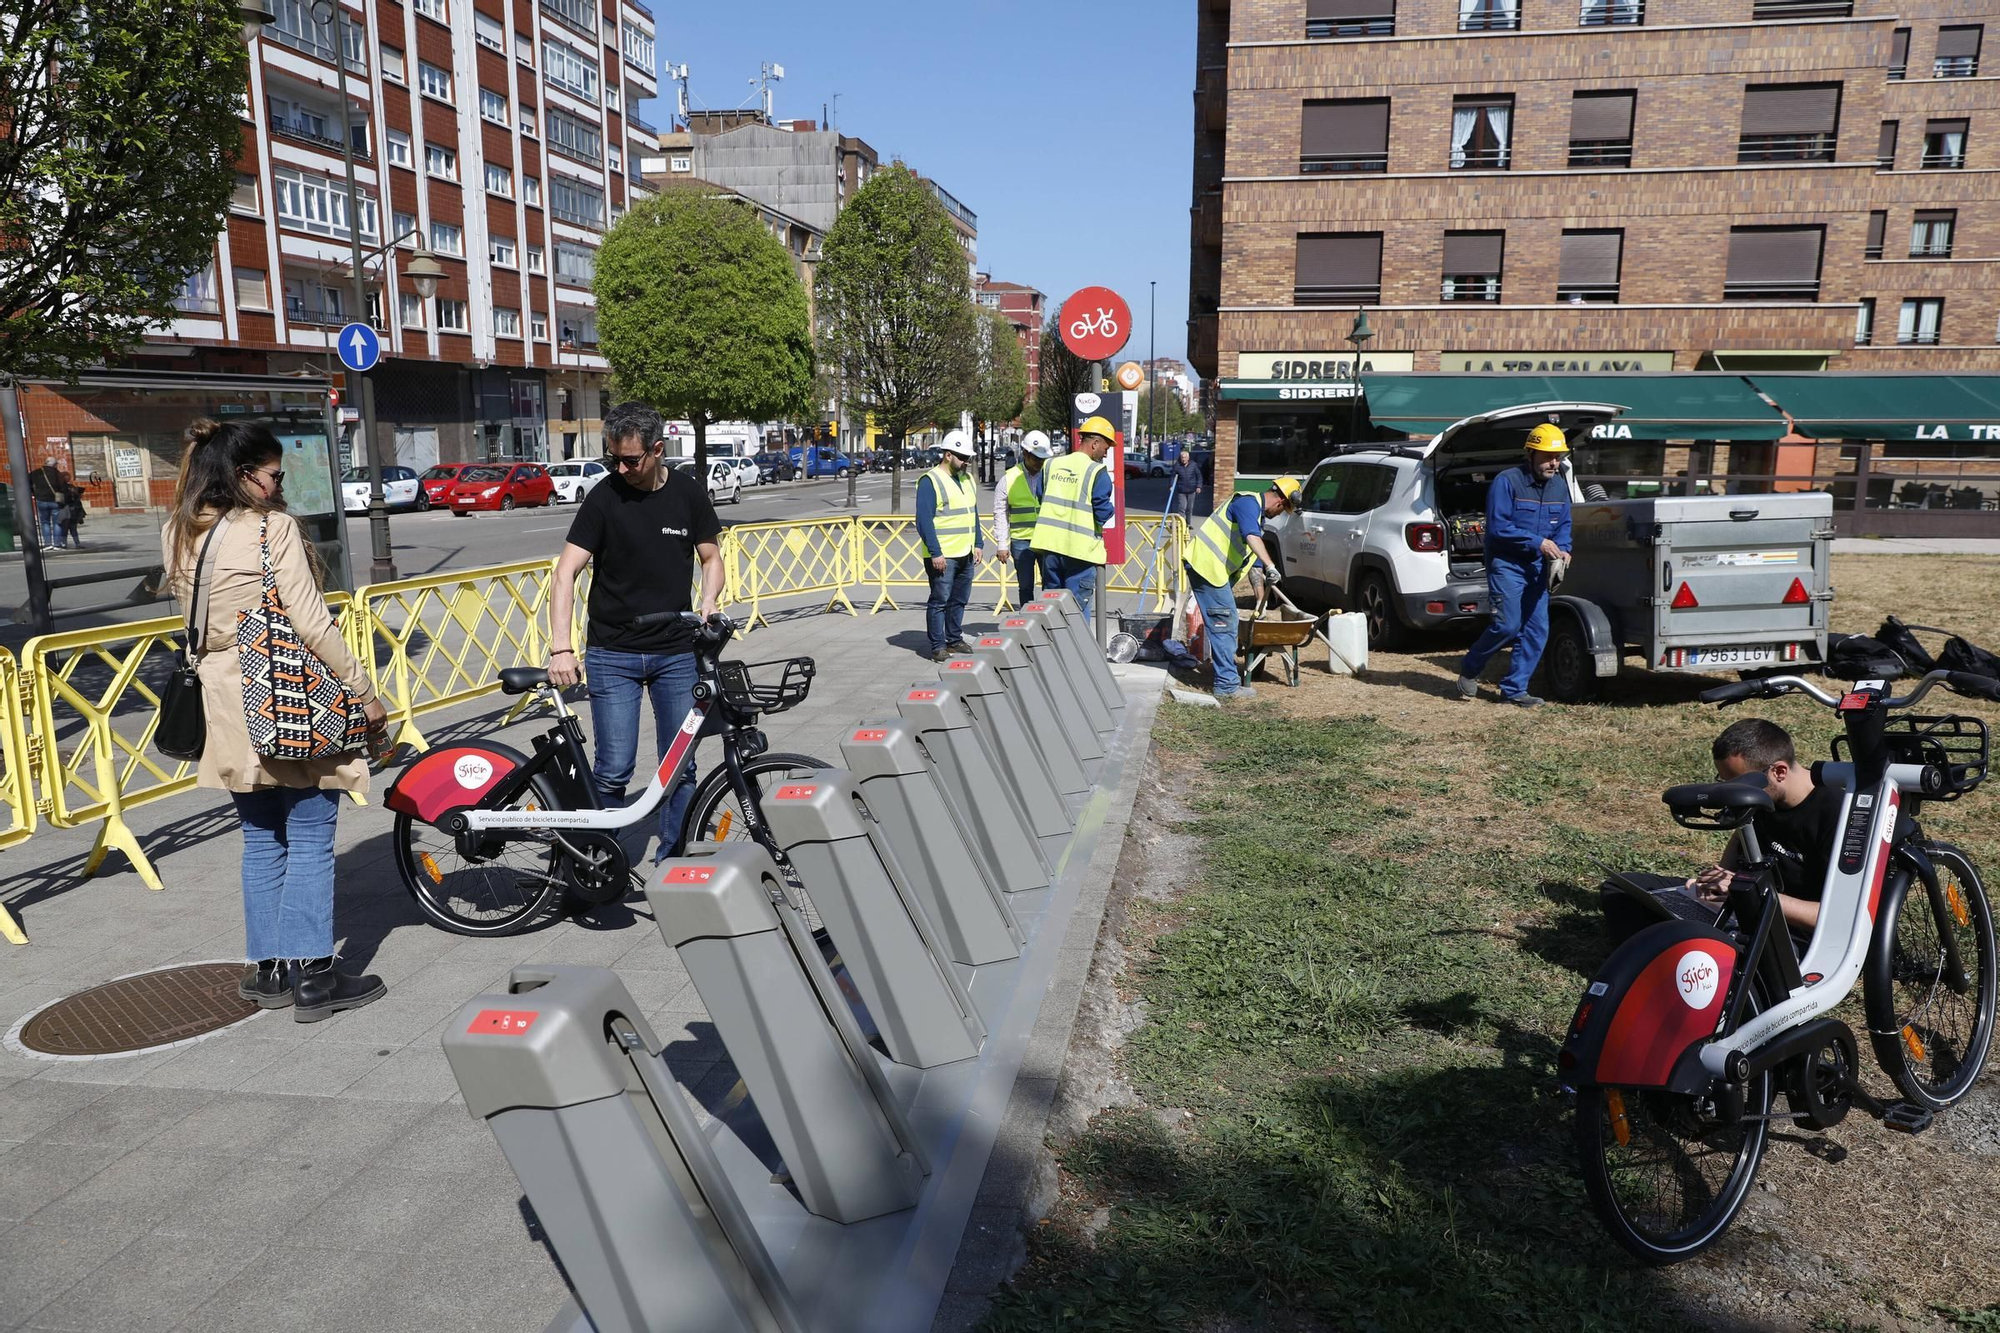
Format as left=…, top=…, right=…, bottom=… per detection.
left=156, top=518, right=226, bottom=762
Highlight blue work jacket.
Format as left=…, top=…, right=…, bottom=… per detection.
left=1484, top=463, right=1572, bottom=566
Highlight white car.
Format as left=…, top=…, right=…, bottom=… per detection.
left=717, top=455, right=760, bottom=489
left=548, top=459, right=608, bottom=504
left=340, top=465, right=423, bottom=513
left=673, top=458, right=742, bottom=505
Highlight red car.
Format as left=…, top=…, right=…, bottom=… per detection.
left=448, top=462, right=556, bottom=513
left=419, top=463, right=473, bottom=506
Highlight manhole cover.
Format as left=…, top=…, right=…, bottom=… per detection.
left=16, top=963, right=257, bottom=1056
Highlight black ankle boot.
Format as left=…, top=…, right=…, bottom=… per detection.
left=237, top=960, right=294, bottom=1009
left=291, top=957, right=386, bottom=1023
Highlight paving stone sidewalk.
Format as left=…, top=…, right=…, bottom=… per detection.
left=0, top=598, right=1166, bottom=1333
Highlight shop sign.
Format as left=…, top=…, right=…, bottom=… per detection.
left=1237, top=351, right=1416, bottom=381
left=1916, top=424, right=2000, bottom=440
left=1442, top=352, right=1674, bottom=373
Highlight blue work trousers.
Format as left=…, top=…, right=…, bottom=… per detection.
left=1461, top=558, right=1550, bottom=699
left=585, top=647, right=699, bottom=862
left=1190, top=573, right=1242, bottom=694
left=230, top=786, right=342, bottom=961
left=1039, top=553, right=1098, bottom=624
left=925, top=553, right=975, bottom=653
left=1008, top=539, right=1039, bottom=607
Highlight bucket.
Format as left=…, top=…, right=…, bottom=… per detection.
left=1117, top=614, right=1171, bottom=662
left=1324, top=612, right=1368, bottom=675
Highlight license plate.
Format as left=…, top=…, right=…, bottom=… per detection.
left=1686, top=646, right=1778, bottom=667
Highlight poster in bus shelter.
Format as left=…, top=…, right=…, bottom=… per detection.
left=1070, top=390, right=1137, bottom=565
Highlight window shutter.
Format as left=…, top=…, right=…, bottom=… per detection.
left=1442, top=231, right=1504, bottom=275
left=1741, top=84, right=1841, bottom=134
left=1866, top=211, right=1885, bottom=249
left=1570, top=91, right=1635, bottom=141
left=1296, top=234, right=1383, bottom=285
left=1928, top=117, right=1969, bottom=137
left=1914, top=208, right=1954, bottom=226
left=1301, top=100, right=1390, bottom=156
left=1935, top=25, right=1982, bottom=57
left=1889, top=27, right=1910, bottom=66
left=1310, top=0, right=1391, bottom=15
left=1559, top=230, right=1622, bottom=285
left=1725, top=227, right=1823, bottom=282
left=1878, top=120, right=1899, bottom=159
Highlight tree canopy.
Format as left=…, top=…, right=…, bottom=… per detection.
left=595, top=185, right=815, bottom=468
left=973, top=309, right=1028, bottom=433
left=0, top=0, right=248, bottom=379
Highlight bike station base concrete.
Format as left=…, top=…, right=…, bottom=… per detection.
left=0, top=601, right=1168, bottom=1333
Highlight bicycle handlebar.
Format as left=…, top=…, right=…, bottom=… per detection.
left=629, top=609, right=739, bottom=641
left=1700, top=668, right=1999, bottom=710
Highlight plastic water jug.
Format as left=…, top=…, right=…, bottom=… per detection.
left=1324, top=612, right=1368, bottom=675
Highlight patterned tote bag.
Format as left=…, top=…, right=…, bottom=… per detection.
left=237, top=517, right=369, bottom=760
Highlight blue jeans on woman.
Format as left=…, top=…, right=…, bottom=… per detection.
left=926, top=553, right=975, bottom=654
left=230, top=786, right=341, bottom=960
left=585, top=646, right=699, bottom=862
left=34, top=500, right=62, bottom=550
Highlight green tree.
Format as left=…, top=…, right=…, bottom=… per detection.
left=1033, top=311, right=1096, bottom=443
left=814, top=164, right=979, bottom=510
left=0, top=0, right=248, bottom=379
left=973, top=308, right=1028, bottom=447
left=595, top=185, right=814, bottom=470
left=1137, top=384, right=1201, bottom=440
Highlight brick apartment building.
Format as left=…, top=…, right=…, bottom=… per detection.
left=1190, top=0, right=2000, bottom=496
left=16, top=0, right=659, bottom=512
left=975, top=275, right=1047, bottom=404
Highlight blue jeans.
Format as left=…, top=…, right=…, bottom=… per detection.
left=585, top=647, right=699, bottom=861
left=230, top=786, right=341, bottom=960
left=1190, top=572, right=1242, bottom=694
left=1009, top=539, right=1039, bottom=607
left=1461, top=558, right=1549, bottom=698
left=34, top=500, right=62, bottom=549
left=925, top=553, right=975, bottom=653
left=1039, top=553, right=1098, bottom=624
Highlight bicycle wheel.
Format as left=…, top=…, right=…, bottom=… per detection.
left=1865, top=841, right=1998, bottom=1109
left=679, top=752, right=831, bottom=926
left=393, top=773, right=566, bottom=936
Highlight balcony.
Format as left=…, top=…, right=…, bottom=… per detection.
left=1307, top=12, right=1394, bottom=35
left=1458, top=6, right=1520, bottom=30
left=1922, top=149, right=1966, bottom=170
left=1579, top=0, right=1643, bottom=24
left=1911, top=242, right=1954, bottom=258
left=1441, top=276, right=1501, bottom=302
left=1450, top=146, right=1511, bottom=170
left=171, top=294, right=221, bottom=315
left=269, top=118, right=371, bottom=161
left=1897, top=329, right=1941, bottom=346
left=1556, top=282, right=1619, bottom=303
left=1300, top=151, right=1388, bottom=173
left=1935, top=55, right=1978, bottom=78
left=1750, top=0, right=1851, bottom=15
left=285, top=297, right=348, bottom=327
left=1737, top=132, right=1836, bottom=164
left=1295, top=282, right=1382, bottom=305
left=1723, top=278, right=1821, bottom=300
left=1568, top=139, right=1633, bottom=167
left=541, top=0, right=596, bottom=36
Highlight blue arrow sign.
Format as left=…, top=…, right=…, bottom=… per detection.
left=336, top=322, right=381, bottom=373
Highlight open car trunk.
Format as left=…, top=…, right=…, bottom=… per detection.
left=1424, top=401, right=1624, bottom=576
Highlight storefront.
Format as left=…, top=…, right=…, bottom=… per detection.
left=1216, top=351, right=1415, bottom=490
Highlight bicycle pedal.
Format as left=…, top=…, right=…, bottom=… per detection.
left=1879, top=1101, right=1934, bottom=1135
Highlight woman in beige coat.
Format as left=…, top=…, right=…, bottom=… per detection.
left=163, top=419, right=389, bottom=1020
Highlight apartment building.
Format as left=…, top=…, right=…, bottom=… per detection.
left=678, top=117, right=882, bottom=233
left=23, top=0, right=658, bottom=506
left=975, top=275, right=1047, bottom=402
left=1190, top=0, right=2000, bottom=494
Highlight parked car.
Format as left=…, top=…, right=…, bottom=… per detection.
left=547, top=459, right=608, bottom=504
left=447, top=462, right=555, bottom=513
left=754, top=449, right=796, bottom=483
left=716, top=455, right=760, bottom=490
left=1122, top=453, right=1170, bottom=478
left=788, top=445, right=853, bottom=479
left=673, top=458, right=743, bottom=505
left=341, top=465, right=424, bottom=513
left=418, top=463, right=473, bottom=507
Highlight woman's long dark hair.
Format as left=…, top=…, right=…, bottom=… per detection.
left=165, top=418, right=289, bottom=578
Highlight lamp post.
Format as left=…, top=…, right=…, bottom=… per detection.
left=1147, top=280, right=1157, bottom=462
left=1344, top=307, right=1374, bottom=443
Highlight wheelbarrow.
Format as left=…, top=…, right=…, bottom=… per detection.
left=1240, top=582, right=1320, bottom=687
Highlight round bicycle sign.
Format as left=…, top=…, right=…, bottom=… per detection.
left=1059, top=286, right=1131, bottom=361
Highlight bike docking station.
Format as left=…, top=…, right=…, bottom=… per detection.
left=1028, top=589, right=1125, bottom=720
left=941, top=655, right=1073, bottom=838
left=897, top=681, right=1052, bottom=895
left=969, top=633, right=1090, bottom=795
left=1016, top=601, right=1117, bottom=734
left=998, top=614, right=1105, bottom=764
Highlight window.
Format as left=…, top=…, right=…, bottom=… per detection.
left=556, top=305, right=598, bottom=343
left=543, top=40, right=598, bottom=100
left=1738, top=83, right=1840, bottom=163
left=480, top=88, right=509, bottom=124
left=1898, top=298, right=1943, bottom=345
left=273, top=167, right=377, bottom=239
left=173, top=266, right=218, bottom=314
left=393, top=211, right=418, bottom=247
left=1878, top=120, right=1899, bottom=169
left=490, top=235, right=517, bottom=266
left=1923, top=118, right=1967, bottom=169
left=1724, top=225, right=1824, bottom=300
left=1855, top=298, right=1875, bottom=346
left=438, top=298, right=470, bottom=332
left=608, top=148, right=621, bottom=173
left=386, top=129, right=412, bottom=168
left=412, top=0, right=445, bottom=19
left=526, top=244, right=545, bottom=273
left=400, top=292, right=425, bottom=327
left=430, top=219, right=464, bottom=255
left=549, top=176, right=603, bottom=226
left=520, top=110, right=537, bottom=137
left=425, top=144, right=457, bottom=181
left=418, top=61, right=453, bottom=102
left=475, top=11, right=503, bottom=49
left=1301, top=99, right=1389, bottom=173
left=531, top=311, right=549, bottom=339
left=1558, top=229, right=1623, bottom=302
left=234, top=267, right=269, bottom=310
left=623, top=22, right=656, bottom=67
left=1865, top=210, right=1886, bottom=259
left=555, top=241, right=597, bottom=283
left=1450, top=96, right=1513, bottom=170
left=1911, top=209, right=1955, bottom=257
left=1751, top=0, right=1850, bottom=17
left=381, top=45, right=404, bottom=81
left=516, top=32, right=535, bottom=64
left=670, top=154, right=691, bottom=172
left=1304, top=462, right=1397, bottom=515
left=605, top=85, right=620, bottom=111
left=1580, top=0, right=1643, bottom=26
left=1935, top=26, right=1982, bottom=78
left=494, top=307, right=521, bottom=337
left=484, top=161, right=514, bottom=196
left=269, top=0, right=335, bottom=60
left=523, top=176, right=541, bottom=206
left=1458, top=0, right=1519, bottom=30
left=231, top=172, right=261, bottom=213
left=542, top=0, right=596, bottom=34
left=1293, top=232, right=1382, bottom=304
left=1888, top=27, right=1910, bottom=79
left=1569, top=91, right=1635, bottom=167
left=1306, top=0, right=1395, bottom=35
left=1441, top=231, right=1504, bottom=302
left=547, top=108, right=604, bottom=161
left=282, top=277, right=344, bottom=324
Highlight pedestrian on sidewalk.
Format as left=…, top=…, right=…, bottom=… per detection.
left=1457, top=423, right=1574, bottom=708
left=1169, top=448, right=1204, bottom=526
left=28, top=458, right=68, bottom=551
left=162, top=418, right=389, bottom=1019
left=993, top=431, right=1052, bottom=608
left=917, top=430, right=984, bottom=662
left=1183, top=476, right=1297, bottom=702
left=547, top=401, right=724, bottom=862
left=1031, top=417, right=1117, bottom=625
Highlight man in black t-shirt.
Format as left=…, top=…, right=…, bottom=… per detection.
left=547, top=402, right=723, bottom=862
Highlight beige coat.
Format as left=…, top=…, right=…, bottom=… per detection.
left=163, top=510, right=378, bottom=795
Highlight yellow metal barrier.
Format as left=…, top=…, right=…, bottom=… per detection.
left=850, top=516, right=1016, bottom=615
left=722, top=517, right=856, bottom=628
left=0, top=649, right=35, bottom=943
left=1103, top=514, right=1187, bottom=614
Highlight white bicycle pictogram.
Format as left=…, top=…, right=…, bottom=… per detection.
left=1069, top=306, right=1120, bottom=343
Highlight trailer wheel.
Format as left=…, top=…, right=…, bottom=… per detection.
left=1542, top=613, right=1600, bottom=703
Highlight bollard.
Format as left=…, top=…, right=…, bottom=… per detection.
left=969, top=633, right=1088, bottom=795
left=898, top=681, right=1051, bottom=894
left=1016, top=602, right=1114, bottom=734
left=997, top=614, right=1104, bottom=762
left=442, top=965, right=802, bottom=1333
left=763, top=771, right=985, bottom=1068
left=840, top=720, right=1023, bottom=964
left=940, top=656, right=1071, bottom=836
left=650, top=845, right=926, bottom=1223
left=1034, top=588, right=1123, bottom=714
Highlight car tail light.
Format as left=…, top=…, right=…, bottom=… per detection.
left=1425, top=600, right=1446, bottom=614
left=1404, top=522, right=1446, bottom=552
left=1670, top=582, right=1699, bottom=609
left=1782, top=577, right=1810, bottom=605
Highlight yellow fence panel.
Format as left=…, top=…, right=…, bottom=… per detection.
left=850, top=516, right=1015, bottom=615
left=725, top=517, right=857, bottom=628
left=1103, top=514, right=1187, bottom=614
left=0, top=649, right=35, bottom=943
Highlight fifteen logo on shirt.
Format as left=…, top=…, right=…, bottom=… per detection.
left=661, top=526, right=689, bottom=537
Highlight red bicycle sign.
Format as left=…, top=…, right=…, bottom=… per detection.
left=1059, top=286, right=1132, bottom=361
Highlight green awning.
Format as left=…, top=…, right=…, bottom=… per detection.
left=1359, top=373, right=1791, bottom=441
left=1745, top=373, right=2000, bottom=442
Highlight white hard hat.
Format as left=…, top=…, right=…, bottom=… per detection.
left=940, top=430, right=975, bottom=459
left=1020, top=431, right=1054, bottom=459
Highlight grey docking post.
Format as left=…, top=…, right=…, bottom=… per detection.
left=997, top=613, right=1105, bottom=762
left=940, top=654, right=1072, bottom=837
left=968, top=631, right=1090, bottom=795
left=897, top=681, right=1052, bottom=894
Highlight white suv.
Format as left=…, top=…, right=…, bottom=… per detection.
left=1262, top=401, right=1618, bottom=649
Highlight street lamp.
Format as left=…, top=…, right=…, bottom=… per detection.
left=238, top=0, right=276, bottom=42
left=1344, top=307, right=1374, bottom=443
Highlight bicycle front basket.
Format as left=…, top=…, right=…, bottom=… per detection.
left=715, top=656, right=816, bottom=715
left=1833, top=713, right=1989, bottom=800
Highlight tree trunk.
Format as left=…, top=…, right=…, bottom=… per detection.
left=693, top=413, right=708, bottom=474
left=889, top=429, right=903, bottom=513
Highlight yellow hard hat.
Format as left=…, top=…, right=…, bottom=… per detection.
left=1270, top=475, right=1302, bottom=502
left=1525, top=423, right=1570, bottom=453
left=1077, top=416, right=1117, bottom=443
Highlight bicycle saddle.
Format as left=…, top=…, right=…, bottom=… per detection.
left=498, top=667, right=549, bottom=694
left=1661, top=777, right=1773, bottom=830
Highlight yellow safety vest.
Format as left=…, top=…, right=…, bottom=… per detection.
left=1000, top=464, right=1041, bottom=541
left=1030, top=453, right=1105, bottom=564
left=1185, top=503, right=1251, bottom=587
left=925, top=465, right=977, bottom=558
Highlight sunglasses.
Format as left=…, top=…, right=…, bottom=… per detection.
left=243, top=467, right=284, bottom=485
left=607, top=451, right=653, bottom=471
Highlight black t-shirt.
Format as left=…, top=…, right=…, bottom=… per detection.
left=1751, top=782, right=1844, bottom=901
left=564, top=469, right=721, bottom=653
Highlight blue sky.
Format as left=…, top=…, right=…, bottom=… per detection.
left=657, top=1, right=1197, bottom=368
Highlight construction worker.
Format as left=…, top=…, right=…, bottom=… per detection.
left=1031, top=416, right=1116, bottom=625
left=1457, top=423, right=1574, bottom=707
left=916, top=429, right=984, bottom=662
left=1183, top=476, right=1297, bottom=702
left=993, top=431, right=1053, bottom=607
